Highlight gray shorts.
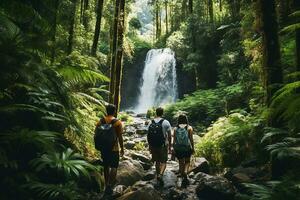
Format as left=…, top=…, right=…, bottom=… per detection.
left=150, top=146, right=168, bottom=163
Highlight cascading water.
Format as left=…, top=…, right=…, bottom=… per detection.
left=134, top=48, right=178, bottom=113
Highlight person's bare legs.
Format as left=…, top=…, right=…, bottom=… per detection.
left=178, top=159, right=185, bottom=177
left=160, top=162, right=167, bottom=175
left=184, top=157, right=191, bottom=175
left=155, top=161, right=160, bottom=176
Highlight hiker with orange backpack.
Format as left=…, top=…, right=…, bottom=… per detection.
left=94, top=104, right=124, bottom=195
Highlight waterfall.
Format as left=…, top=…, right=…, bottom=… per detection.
left=134, top=48, right=178, bottom=113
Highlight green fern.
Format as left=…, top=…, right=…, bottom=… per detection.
left=30, top=148, right=99, bottom=180
left=25, top=181, right=81, bottom=200
left=271, top=81, right=300, bottom=131
left=244, top=182, right=280, bottom=200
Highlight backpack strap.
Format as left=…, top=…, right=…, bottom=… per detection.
left=100, top=118, right=106, bottom=124
left=158, top=119, right=164, bottom=124
left=111, top=118, right=119, bottom=125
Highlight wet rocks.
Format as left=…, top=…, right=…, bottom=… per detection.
left=124, top=141, right=136, bottom=150
left=117, top=181, right=162, bottom=200
left=117, top=159, right=145, bottom=186
left=195, top=172, right=236, bottom=200
left=190, top=157, right=210, bottom=174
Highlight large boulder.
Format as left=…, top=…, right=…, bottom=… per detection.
left=190, top=157, right=210, bottom=174
left=195, top=172, right=236, bottom=200
left=117, top=159, right=145, bottom=186
left=117, top=181, right=162, bottom=200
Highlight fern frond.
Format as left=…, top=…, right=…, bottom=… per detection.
left=57, top=66, right=109, bottom=89
left=25, top=181, right=80, bottom=200
left=261, top=127, right=288, bottom=143
left=30, top=148, right=99, bottom=180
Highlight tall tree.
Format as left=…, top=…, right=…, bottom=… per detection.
left=113, top=0, right=126, bottom=115
left=109, top=0, right=120, bottom=103
left=294, top=0, right=300, bottom=71
left=91, top=0, right=104, bottom=56
left=189, top=0, right=193, bottom=13
left=83, top=0, right=90, bottom=30
left=67, top=0, right=78, bottom=54
left=165, top=0, right=168, bottom=34
left=258, top=0, right=283, bottom=104
left=208, top=0, right=214, bottom=23
left=155, top=0, right=161, bottom=39
left=51, top=0, right=59, bottom=63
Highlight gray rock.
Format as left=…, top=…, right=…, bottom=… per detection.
left=142, top=171, right=156, bottom=181
left=193, top=135, right=202, bottom=144
left=136, top=127, right=148, bottom=135
left=124, top=141, right=135, bottom=150
left=139, top=161, right=153, bottom=170
left=130, top=152, right=152, bottom=163
left=117, top=159, right=145, bottom=186
left=117, top=183, right=162, bottom=200
left=113, top=185, right=128, bottom=196
left=190, top=157, right=210, bottom=174
left=124, top=125, right=136, bottom=135
left=195, top=172, right=236, bottom=200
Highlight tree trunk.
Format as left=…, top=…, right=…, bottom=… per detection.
left=258, top=0, right=283, bottom=105
left=80, top=0, right=84, bottom=23
left=51, top=0, right=59, bottom=63
left=113, top=0, right=126, bottom=116
left=294, top=0, right=300, bottom=71
left=219, top=0, right=222, bottom=12
left=155, top=0, right=159, bottom=39
left=83, top=0, right=89, bottom=30
left=67, top=0, right=77, bottom=55
left=109, top=0, right=120, bottom=103
left=208, top=0, right=213, bottom=23
left=91, top=0, right=104, bottom=56
left=165, top=0, right=168, bottom=34
left=182, top=0, right=187, bottom=19
left=189, top=0, right=193, bottom=13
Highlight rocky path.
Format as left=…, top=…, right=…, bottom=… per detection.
left=93, top=114, right=265, bottom=200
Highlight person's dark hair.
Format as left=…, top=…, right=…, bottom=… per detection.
left=106, top=104, right=116, bottom=116
left=156, top=107, right=164, bottom=117
left=177, top=114, right=188, bottom=125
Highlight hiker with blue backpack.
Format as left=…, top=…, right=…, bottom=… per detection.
left=172, top=114, right=194, bottom=187
left=147, top=107, right=172, bottom=186
left=94, top=104, right=124, bottom=196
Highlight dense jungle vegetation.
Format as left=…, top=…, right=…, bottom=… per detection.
left=1, top=0, right=300, bottom=199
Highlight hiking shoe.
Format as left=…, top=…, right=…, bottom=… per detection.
left=104, top=186, right=113, bottom=195
left=157, top=175, right=164, bottom=186
left=181, top=177, right=189, bottom=188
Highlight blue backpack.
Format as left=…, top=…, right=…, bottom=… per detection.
left=174, top=126, right=191, bottom=152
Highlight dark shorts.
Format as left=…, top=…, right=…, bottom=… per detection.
left=101, top=151, right=119, bottom=168
left=174, top=150, right=192, bottom=160
left=150, top=146, right=168, bottom=163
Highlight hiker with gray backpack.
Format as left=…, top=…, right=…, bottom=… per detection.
left=172, top=114, right=194, bottom=187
